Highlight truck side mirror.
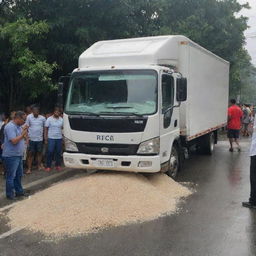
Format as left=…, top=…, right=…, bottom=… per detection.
left=58, top=76, right=70, bottom=108
left=176, top=78, right=187, bottom=102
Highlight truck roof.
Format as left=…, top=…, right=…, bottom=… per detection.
left=79, top=35, right=228, bottom=68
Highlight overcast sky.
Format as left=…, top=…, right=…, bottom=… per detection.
left=238, top=0, right=256, bottom=66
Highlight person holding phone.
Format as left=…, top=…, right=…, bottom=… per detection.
left=2, top=111, right=29, bottom=200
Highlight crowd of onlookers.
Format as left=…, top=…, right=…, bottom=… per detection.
left=0, top=105, right=64, bottom=177
left=0, top=101, right=255, bottom=177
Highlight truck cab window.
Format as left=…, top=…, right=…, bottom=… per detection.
left=162, top=74, right=174, bottom=111
left=66, top=70, right=158, bottom=116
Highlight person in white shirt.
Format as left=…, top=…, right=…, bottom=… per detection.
left=44, top=107, right=63, bottom=172
left=25, top=106, right=46, bottom=174
left=242, top=104, right=251, bottom=137
left=242, top=117, right=256, bottom=209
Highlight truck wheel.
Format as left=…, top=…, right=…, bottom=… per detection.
left=200, top=133, right=215, bottom=155
left=167, top=144, right=180, bottom=179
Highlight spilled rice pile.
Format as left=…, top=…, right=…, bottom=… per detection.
left=7, top=173, right=192, bottom=238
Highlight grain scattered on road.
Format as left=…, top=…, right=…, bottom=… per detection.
left=8, top=172, right=192, bottom=237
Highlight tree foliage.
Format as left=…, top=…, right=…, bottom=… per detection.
left=0, top=17, right=57, bottom=111
left=0, top=0, right=255, bottom=111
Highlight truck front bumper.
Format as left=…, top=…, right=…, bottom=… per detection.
left=63, top=152, right=161, bottom=173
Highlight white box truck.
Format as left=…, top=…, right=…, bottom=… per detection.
left=59, top=35, right=229, bottom=178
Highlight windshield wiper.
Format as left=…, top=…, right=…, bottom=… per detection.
left=67, top=111, right=100, bottom=116
left=83, top=112, right=101, bottom=116
left=128, top=112, right=145, bottom=117
left=106, top=106, right=133, bottom=109
left=99, top=112, right=144, bottom=117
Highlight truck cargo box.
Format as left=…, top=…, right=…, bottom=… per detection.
left=178, top=40, right=229, bottom=140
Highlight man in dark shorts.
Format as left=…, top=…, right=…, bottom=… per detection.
left=227, top=99, right=243, bottom=152
left=26, top=106, right=46, bottom=174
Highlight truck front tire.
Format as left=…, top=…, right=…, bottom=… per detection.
left=167, top=144, right=180, bottom=179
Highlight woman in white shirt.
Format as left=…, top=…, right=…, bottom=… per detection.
left=44, top=107, right=63, bottom=172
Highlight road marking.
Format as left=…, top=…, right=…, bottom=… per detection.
left=0, top=202, right=20, bottom=212
left=0, top=170, right=71, bottom=211
left=0, top=168, right=94, bottom=211
left=22, top=169, right=71, bottom=189
left=0, top=169, right=72, bottom=201
left=0, top=227, right=24, bottom=239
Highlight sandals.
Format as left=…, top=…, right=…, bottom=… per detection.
left=25, top=169, right=32, bottom=174
left=229, top=147, right=241, bottom=152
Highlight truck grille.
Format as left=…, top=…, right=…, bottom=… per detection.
left=68, top=115, right=148, bottom=133
left=76, top=143, right=139, bottom=156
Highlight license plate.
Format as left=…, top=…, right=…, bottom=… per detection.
left=95, top=159, right=114, bottom=167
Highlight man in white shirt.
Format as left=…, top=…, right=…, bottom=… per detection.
left=26, top=106, right=46, bottom=174
left=242, top=116, right=256, bottom=208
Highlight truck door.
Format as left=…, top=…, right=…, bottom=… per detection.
left=160, top=72, right=179, bottom=164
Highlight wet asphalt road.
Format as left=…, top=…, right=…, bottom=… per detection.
left=0, top=138, right=255, bottom=256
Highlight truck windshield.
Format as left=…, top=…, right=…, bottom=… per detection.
left=65, top=70, right=157, bottom=116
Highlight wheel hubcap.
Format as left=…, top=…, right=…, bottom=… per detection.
left=169, top=149, right=178, bottom=177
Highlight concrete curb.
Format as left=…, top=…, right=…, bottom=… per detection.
left=0, top=168, right=76, bottom=202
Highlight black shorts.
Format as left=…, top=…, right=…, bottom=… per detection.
left=28, top=141, right=43, bottom=153
left=227, top=129, right=240, bottom=139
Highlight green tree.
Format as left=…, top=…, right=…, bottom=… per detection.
left=155, top=0, right=252, bottom=99
left=7, top=0, right=166, bottom=76
left=0, top=0, right=254, bottom=109
left=0, top=18, right=57, bottom=111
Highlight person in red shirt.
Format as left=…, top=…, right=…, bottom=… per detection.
left=227, top=99, right=243, bottom=152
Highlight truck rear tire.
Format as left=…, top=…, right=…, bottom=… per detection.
left=167, top=144, right=180, bottom=179
left=199, top=133, right=215, bottom=155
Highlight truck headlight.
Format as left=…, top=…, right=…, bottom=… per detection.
left=137, top=137, right=160, bottom=155
left=64, top=137, right=78, bottom=152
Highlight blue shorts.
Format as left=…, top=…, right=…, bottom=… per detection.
left=28, top=141, right=43, bottom=153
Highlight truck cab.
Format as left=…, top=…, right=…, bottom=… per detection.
left=62, top=65, right=186, bottom=177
